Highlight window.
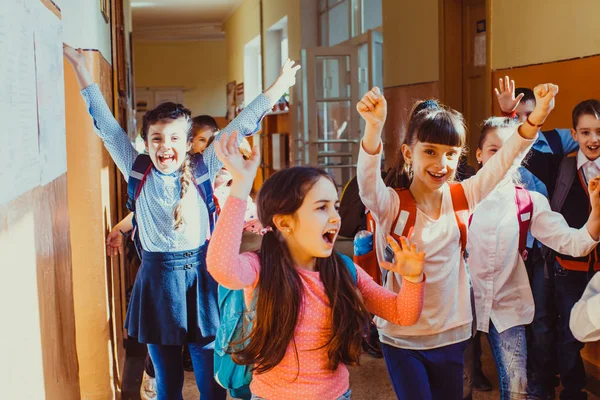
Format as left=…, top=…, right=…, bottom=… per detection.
left=244, top=35, right=262, bottom=107
left=319, top=0, right=382, bottom=46
left=265, top=16, right=289, bottom=88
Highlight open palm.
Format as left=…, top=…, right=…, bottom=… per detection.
left=380, top=235, right=425, bottom=283
left=213, top=131, right=261, bottom=184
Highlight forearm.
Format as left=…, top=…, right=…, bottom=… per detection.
left=586, top=210, right=600, bottom=241
left=362, top=122, right=383, bottom=155
left=263, top=77, right=288, bottom=107
left=71, top=60, right=94, bottom=90
left=114, top=212, right=134, bottom=233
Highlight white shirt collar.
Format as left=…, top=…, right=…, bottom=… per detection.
left=576, top=150, right=600, bottom=170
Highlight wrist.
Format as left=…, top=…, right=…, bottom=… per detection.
left=230, top=181, right=253, bottom=200
left=528, top=111, right=546, bottom=126
left=404, top=273, right=424, bottom=284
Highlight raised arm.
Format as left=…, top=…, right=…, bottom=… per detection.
left=461, top=83, right=559, bottom=210
left=570, top=273, right=600, bottom=342
left=356, top=87, right=397, bottom=221
left=530, top=187, right=600, bottom=257
left=203, top=60, right=301, bottom=178
left=206, top=133, right=263, bottom=289
left=63, top=44, right=137, bottom=179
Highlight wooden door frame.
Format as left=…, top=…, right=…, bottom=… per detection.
left=438, top=0, right=492, bottom=115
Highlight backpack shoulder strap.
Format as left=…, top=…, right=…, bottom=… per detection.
left=338, top=253, right=358, bottom=285
left=191, top=156, right=217, bottom=233
left=514, top=186, right=534, bottom=260
left=389, top=188, right=417, bottom=241
left=127, top=154, right=153, bottom=212
left=550, top=152, right=578, bottom=212
left=543, top=129, right=564, bottom=157
left=449, top=183, right=469, bottom=253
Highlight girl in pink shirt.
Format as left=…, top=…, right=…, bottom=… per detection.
left=356, top=84, right=558, bottom=399
left=206, top=133, right=427, bottom=400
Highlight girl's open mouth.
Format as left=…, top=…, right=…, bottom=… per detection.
left=158, top=154, right=175, bottom=165
left=322, top=229, right=337, bottom=245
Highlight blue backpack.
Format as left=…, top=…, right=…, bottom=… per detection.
left=213, top=253, right=358, bottom=398
left=126, top=153, right=217, bottom=257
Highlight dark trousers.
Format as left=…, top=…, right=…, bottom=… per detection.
left=526, top=247, right=559, bottom=400
left=554, top=263, right=596, bottom=400
left=147, top=339, right=226, bottom=400
left=382, top=341, right=468, bottom=400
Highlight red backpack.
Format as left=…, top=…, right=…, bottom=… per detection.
left=354, top=183, right=533, bottom=284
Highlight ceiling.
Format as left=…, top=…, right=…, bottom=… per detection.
left=131, top=0, right=244, bottom=28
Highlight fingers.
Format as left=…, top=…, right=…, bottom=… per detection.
left=386, top=235, right=402, bottom=254
left=515, top=93, right=525, bottom=103
left=226, top=130, right=239, bottom=154
left=494, top=88, right=501, bottom=98
left=498, top=77, right=505, bottom=93
left=380, top=261, right=396, bottom=272
left=510, top=79, right=515, bottom=94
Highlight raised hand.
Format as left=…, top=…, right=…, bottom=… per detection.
left=106, top=229, right=124, bottom=257
left=63, top=44, right=86, bottom=68
left=380, top=236, right=425, bottom=283
left=357, top=87, right=387, bottom=128
left=214, top=131, right=261, bottom=192
left=530, top=83, right=559, bottom=125
left=494, top=76, right=524, bottom=114
left=277, top=59, right=302, bottom=89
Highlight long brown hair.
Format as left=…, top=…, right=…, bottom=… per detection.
left=384, top=100, right=467, bottom=188
left=232, top=167, right=370, bottom=374
left=141, top=102, right=193, bottom=230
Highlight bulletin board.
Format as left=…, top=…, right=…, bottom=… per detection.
left=0, top=0, right=67, bottom=205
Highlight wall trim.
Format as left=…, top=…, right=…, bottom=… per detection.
left=493, top=53, right=600, bottom=72
left=132, top=23, right=225, bottom=41
left=384, top=80, right=440, bottom=90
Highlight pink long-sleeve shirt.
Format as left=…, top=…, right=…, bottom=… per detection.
left=207, top=196, right=425, bottom=400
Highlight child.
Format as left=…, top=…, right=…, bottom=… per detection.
left=466, top=117, right=600, bottom=399
left=64, top=44, right=300, bottom=400
left=526, top=99, right=600, bottom=400
left=494, top=76, right=579, bottom=399
left=570, top=271, right=600, bottom=342
left=356, top=83, right=558, bottom=399
left=206, top=132, right=427, bottom=400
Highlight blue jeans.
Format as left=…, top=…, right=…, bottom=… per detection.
left=526, top=249, right=558, bottom=400
left=488, top=323, right=528, bottom=399
left=251, top=389, right=352, bottom=399
left=553, top=263, right=595, bottom=400
left=382, top=340, right=468, bottom=400
left=147, top=339, right=226, bottom=400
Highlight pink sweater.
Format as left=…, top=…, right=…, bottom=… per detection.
left=207, top=196, right=425, bottom=400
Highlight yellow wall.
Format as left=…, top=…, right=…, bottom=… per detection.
left=491, top=0, right=600, bottom=70
left=382, top=0, right=439, bottom=87
left=224, top=0, right=261, bottom=84
left=263, top=0, right=301, bottom=60
left=134, top=40, right=228, bottom=117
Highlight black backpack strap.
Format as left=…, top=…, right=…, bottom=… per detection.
left=191, top=156, right=217, bottom=234
left=542, top=129, right=563, bottom=157
left=127, top=154, right=154, bottom=212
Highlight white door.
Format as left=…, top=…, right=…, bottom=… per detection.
left=301, top=46, right=359, bottom=189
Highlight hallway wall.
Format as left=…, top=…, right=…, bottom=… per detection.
left=134, top=40, right=228, bottom=117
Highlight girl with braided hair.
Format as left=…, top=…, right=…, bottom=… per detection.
left=64, top=44, right=300, bottom=400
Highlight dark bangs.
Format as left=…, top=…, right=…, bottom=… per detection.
left=415, top=109, right=466, bottom=148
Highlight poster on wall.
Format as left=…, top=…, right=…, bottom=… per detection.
left=34, top=0, right=67, bottom=186
left=226, top=81, right=237, bottom=121
left=236, top=82, right=244, bottom=115
left=0, top=0, right=41, bottom=205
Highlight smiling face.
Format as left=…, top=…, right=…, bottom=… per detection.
left=476, top=126, right=513, bottom=167
left=277, top=177, right=341, bottom=263
left=572, top=114, right=600, bottom=161
left=191, top=128, right=214, bottom=155
left=403, top=141, right=462, bottom=191
left=144, top=117, right=191, bottom=174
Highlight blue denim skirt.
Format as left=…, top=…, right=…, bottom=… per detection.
left=124, top=244, right=219, bottom=345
